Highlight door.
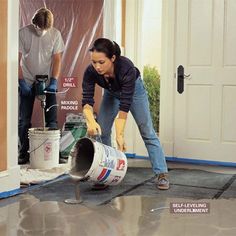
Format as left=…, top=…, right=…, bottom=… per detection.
left=174, top=0, right=236, bottom=162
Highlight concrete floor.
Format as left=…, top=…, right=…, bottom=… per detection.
left=0, top=162, right=236, bottom=235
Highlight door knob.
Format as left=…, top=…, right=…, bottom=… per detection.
left=177, top=65, right=191, bottom=94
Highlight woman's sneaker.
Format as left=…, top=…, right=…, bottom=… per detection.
left=155, top=173, right=169, bottom=190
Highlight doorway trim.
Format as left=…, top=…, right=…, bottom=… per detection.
left=159, top=0, right=176, bottom=157
left=0, top=0, right=20, bottom=195
left=0, top=0, right=8, bottom=171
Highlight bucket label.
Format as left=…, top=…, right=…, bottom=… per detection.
left=44, top=142, right=52, bottom=160
left=111, top=176, right=122, bottom=183
left=100, top=146, right=117, bottom=169
left=116, top=159, right=126, bottom=171
left=103, top=145, right=124, bottom=158
left=97, top=168, right=112, bottom=182
left=102, top=156, right=115, bottom=169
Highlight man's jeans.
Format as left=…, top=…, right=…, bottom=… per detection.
left=18, top=87, right=57, bottom=156
left=97, top=78, right=168, bottom=174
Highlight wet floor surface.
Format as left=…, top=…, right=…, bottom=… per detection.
left=0, top=167, right=236, bottom=235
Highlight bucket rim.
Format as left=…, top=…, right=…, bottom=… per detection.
left=75, top=137, right=97, bottom=149
left=28, top=128, right=60, bottom=134
left=70, top=137, right=96, bottom=180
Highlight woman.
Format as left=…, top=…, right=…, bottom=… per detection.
left=82, top=38, right=169, bottom=190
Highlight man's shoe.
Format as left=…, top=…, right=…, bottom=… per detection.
left=155, top=173, right=169, bottom=190
left=91, top=184, right=109, bottom=190
left=18, top=153, right=30, bottom=165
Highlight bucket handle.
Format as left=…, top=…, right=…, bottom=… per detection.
left=87, top=134, right=102, bottom=143
left=28, top=138, right=49, bottom=154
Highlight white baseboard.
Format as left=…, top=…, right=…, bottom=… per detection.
left=0, top=165, right=20, bottom=193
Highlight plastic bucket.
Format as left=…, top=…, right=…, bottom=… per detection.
left=70, top=138, right=128, bottom=185
left=28, top=128, right=60, bottom=169
left=60, top=126, right=87, bottom=157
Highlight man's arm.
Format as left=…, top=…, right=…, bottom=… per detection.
left=19, top=52, right=23, bottom=79
left=45, top=52, right=63, bottom=92
left=18, top=52, right=32, bottom=96
left=51, top=52, right=62, bottom=79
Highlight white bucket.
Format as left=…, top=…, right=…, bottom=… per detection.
left=28, top=128, right=60, bottom=169
left=70, top=138, right=128, bottom=185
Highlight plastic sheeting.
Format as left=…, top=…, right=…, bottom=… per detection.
left=19, top=0, right=104, bottom=128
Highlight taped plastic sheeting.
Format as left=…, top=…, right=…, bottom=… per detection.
left=19, top=0, right=104, bottom=128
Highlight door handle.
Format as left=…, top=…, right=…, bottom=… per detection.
left=177, top=65, right=191, bottom=94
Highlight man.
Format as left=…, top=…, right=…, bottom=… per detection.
left=18, top=8, right=65, bottom=164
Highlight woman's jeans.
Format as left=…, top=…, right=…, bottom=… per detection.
left=18, top=87, right=57, bottom=157
left=97, top=78, right=168, bottom=174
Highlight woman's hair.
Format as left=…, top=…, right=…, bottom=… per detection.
left=31, top=8, right=54, bottom=30
left=89, top=38, right=121, bottom=59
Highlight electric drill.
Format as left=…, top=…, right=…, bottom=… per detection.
left=35, top=75, right=48, bottom=109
